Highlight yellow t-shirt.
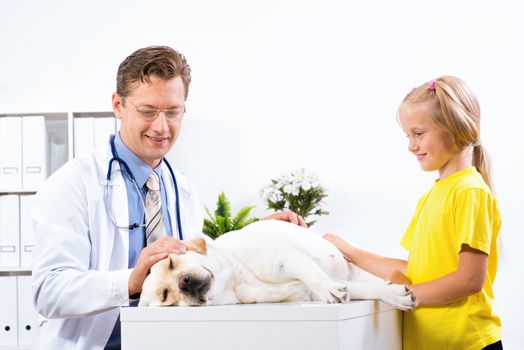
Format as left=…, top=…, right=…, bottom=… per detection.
left=400, top=167, right=502, bottom=350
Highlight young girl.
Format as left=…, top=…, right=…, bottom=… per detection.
left=325, top=76, right=502, bottom=349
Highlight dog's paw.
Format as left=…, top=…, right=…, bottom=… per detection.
left=380, top=282, right=418, bottom=311
left=315, top=281, right=350, bottom=303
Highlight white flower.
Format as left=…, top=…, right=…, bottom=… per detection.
left=283, top=183, right=300, bottom=196
left=292, top=172, right=304, bottom=183
left=276, top=174, right=292, bottom=189
left=259, top=184, right=276, bottom=201
left=301, top=182, right=312, bottom=191
left=306, top=173, right=318, bottom=183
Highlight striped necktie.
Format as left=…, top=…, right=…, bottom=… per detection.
left=145, top=171, right=166, bottom=245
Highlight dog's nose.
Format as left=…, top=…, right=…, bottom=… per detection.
left=179, top=275, right=211, bottom=302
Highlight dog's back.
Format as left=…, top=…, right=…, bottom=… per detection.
left=213, top=220, right=350, bottom=282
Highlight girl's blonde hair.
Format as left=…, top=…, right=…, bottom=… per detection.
left=399, top=75, right=493, bottom=190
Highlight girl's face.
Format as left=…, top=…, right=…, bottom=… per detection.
left=399, top=104, right=464, bottom=180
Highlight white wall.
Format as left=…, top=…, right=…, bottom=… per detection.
left=1, top=0, right=523, bottom=347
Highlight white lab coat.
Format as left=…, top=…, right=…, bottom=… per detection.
left=31, top=145, right=204, bottom=350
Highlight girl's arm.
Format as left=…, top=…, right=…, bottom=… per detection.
left=323, top=233, right=408, bottom=280
left=411, top=244, right=488, bottom=306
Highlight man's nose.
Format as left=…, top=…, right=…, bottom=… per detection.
left=150, top=112, right=169, bottom=130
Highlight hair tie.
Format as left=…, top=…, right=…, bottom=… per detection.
left=472, top=139, right=482, bottom=147
left=427, top=80, right=436, bottom=91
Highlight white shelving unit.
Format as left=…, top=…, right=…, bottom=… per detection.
left=0, top=111, right=115, bottom=349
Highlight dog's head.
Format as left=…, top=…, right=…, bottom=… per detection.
left=139, top=238, right=215, bottom=307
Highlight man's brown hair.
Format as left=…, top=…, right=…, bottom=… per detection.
left=116, top=45, right=191, bottom=99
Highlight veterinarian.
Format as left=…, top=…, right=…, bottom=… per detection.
left=324, top=76, right=502, bottom=350
left=31, top=45, right=306, bottom=350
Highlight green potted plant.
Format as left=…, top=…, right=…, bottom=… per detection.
left=203, top=192, right=259, bottom=239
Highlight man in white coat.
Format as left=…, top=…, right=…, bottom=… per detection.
left=31, top=46, right=305, bottom=350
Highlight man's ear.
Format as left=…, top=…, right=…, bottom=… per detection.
left=184, top=239, right=207, bottom=255
left=112, top=92, right=124, bottom=120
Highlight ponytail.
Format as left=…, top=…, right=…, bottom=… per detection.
left=473, top=144, right=494, bottom=192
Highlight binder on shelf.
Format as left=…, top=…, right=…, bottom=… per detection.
left=20, top=195, right=35, bottom=267
left=49, top=132, right=68, bottom=174
left=0, top=195, right=20, bottom=267
left=0, top=117, right=23, bottom=190
left=22, top=116, right=48, bottom=189
left=93, top=117, right=116, bottom=150
left=73, top=117, right=94, bottom=158
left=17, top=275, right=37, bottom=346
left=0, top=276, right=18, bottom=346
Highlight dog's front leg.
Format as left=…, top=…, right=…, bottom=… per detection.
left=344, top=281, right=417, bottom=311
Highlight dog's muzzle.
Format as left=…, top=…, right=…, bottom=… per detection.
left=178, top=274, right=212, bottom=305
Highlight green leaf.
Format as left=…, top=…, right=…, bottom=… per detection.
left=215, top=192, right=231, bottom=216
left=204, top=206, right=216, bottom=225
left=231, top=205, right=256, bottom=230
left=306, top=219, right=317, bottom=227
left=203, top=219, right=218, bottom=239
left=215, top=192, right=232, bottom=231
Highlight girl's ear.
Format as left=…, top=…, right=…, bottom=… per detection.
left=184, top=239, right=207, bottom=255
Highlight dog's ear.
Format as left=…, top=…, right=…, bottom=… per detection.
left=167, top=255, right=176, bottom=270
left=184, top=238, right=207, bottom=255
left=154, top=254, right=178, bottom=272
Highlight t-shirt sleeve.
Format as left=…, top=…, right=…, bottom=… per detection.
left=454, top=188, right=501, bottom=255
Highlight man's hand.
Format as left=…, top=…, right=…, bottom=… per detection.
left=128, top=237, right=187, bottom=297
left=262, top=211, right=307, bottom=228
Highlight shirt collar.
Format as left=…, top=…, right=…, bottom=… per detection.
left=114, top=132, right=163, bottom=188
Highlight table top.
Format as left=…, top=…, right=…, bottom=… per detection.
left=121, top=300, right=396, bottom=322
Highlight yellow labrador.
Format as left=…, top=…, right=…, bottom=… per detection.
left=139, top=220, right=416, bottom=310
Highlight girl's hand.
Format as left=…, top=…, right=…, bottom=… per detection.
left=386, top=269, right=412, bottom=286
left=323, top=233, right=353, bottom=261
left=323, top=232, right=346, bottom=249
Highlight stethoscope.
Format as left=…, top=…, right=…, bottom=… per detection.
left=105, top=134, right=184, bottom=240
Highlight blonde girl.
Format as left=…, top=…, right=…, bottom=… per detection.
left=325, top=76, right=502, bottom=349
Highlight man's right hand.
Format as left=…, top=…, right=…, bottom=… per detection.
left=128, top=237, right=187, bottom=297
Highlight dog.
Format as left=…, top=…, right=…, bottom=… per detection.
left=138, top=220, right=417, bottom=311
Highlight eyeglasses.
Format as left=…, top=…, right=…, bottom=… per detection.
left=123, top=96, right=185, bottom=121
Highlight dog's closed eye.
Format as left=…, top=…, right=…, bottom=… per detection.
left=161, top=288, right=169, bottom=302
